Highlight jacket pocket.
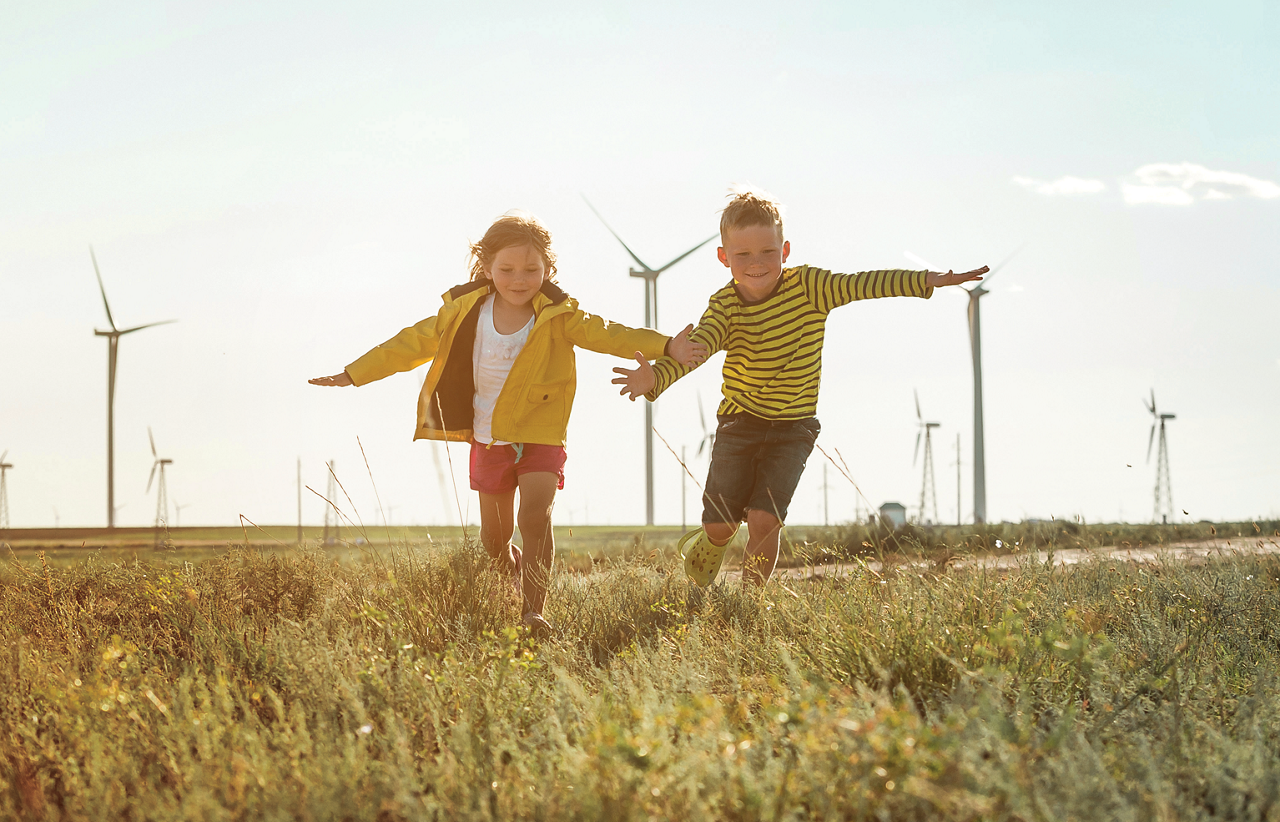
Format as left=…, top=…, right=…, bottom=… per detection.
left=527, top=383, right=561, bottom=404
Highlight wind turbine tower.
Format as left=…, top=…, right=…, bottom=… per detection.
left=147, top=427, right=173, bottom=541
left=1145, top=390, right=1176, bottom=524
left=0, top=452, right=12, bottom=530
left=913, top=391, right=940, bottom=525
left=584, top=197, right=716, bottom=525
left=92, top=249, right=175, bottom=528
left=905, top=247, right=1020, bottom=525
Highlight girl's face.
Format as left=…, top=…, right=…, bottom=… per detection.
left=484, top=244, right=549, bottom=308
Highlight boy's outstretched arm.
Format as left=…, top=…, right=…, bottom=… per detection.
left=611, top=355, right=655, bottom=401
left=926, top=266, right=988, bottom=288
left=309, top=371, right=354, bottom=387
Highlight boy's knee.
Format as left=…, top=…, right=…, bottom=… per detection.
left=703, top=521, right=737, bottom=544
left=744, top=508, right=781, bottom=533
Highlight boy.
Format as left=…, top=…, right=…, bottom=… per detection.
left=611, top=190, right=986, bottom=586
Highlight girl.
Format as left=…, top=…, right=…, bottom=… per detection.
left=310, top=212, right=706, bottom=635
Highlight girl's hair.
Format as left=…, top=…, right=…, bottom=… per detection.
left=468, top=211, right=558, bottom=282
left=720, top=185, right=785, bottom=243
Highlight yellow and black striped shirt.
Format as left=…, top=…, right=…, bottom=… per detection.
left=646, top=265, right=933, bottom=419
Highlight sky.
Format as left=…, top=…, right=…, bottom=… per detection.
left=2, top=0, right=1277, bottom=530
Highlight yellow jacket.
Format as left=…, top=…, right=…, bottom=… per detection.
left=345, top=280, right=670, bottom=446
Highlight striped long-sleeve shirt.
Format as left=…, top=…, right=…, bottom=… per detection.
left=646, top=265, right=933, bottom=419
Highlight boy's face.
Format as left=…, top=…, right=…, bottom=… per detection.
left=717, top=223, right=790, bottom=302
left=484, top=244, right=548, bottom=309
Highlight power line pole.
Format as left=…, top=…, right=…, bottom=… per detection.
left=297, top=457, right=303, bottom=545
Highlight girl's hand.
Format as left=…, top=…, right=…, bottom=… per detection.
left=611, top=353, right=656, bottom=401
left=926, top=266, right=988, bottom=288
left=309, top=372, right=354, bottom=387
left=667, top=324, right=708, bottom=368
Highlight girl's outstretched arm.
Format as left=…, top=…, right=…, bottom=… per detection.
left=309, top=372, right=354, bottom=387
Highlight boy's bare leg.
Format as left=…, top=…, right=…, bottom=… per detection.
left=478, top=490, right=520, bottom=576
left=703, top=522, right=739, bottom=545
left=515, top=472, right=559, bottom=616
left=741, top=508, right=783, bottom=586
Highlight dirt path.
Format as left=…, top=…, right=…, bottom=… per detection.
left=726, top=537, right=1280, bottom=583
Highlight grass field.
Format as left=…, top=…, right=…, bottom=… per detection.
left=3, top=524, right=1280, bottom=819
left=5, top=517, right=1272, bottom=569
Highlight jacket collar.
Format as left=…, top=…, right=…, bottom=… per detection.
left=444, top=279, right=571, bottom=314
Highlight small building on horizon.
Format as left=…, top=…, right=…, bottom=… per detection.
left=879, top=502, right=907, bottom=529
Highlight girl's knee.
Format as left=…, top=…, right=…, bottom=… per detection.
left=517, top=512, right=553, bottom=542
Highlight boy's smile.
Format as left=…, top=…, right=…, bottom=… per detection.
left=485, top=244, right=548, bottom=310
left=718, top=223, right=790, bottom=302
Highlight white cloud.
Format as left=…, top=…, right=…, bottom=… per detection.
left=1122, top=162, right=1280, bottom=205
left=1012, top=175, right=1106, bottom=196
left=1121, top=183, right=1195, bottom=206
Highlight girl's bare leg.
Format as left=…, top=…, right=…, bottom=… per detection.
left=478, top=489, right=520, bottom=576
left=515, top=472, right=559, bottom=616
left=741, top=508, right=783, bottom=586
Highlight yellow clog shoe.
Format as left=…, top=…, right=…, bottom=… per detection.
left=679, top=527, right=727, bottom=587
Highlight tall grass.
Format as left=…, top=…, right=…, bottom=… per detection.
left=3, top=537, right=1280, bottom=820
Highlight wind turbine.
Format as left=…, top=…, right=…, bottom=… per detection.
left=0, top=451, right=12, bottom=530
left=92, top=248, right=175, bottom=528
left=146, top=427, right=172, bottom=534
left=913, top=390, right=940, bottom=525
left=696, top=393, right=716, bottom=461
left=583, top=196, right=717, bottom=526
left=1144, top=390, right=1176, bottom=524
left=905, top=247, right=1021, bottom=524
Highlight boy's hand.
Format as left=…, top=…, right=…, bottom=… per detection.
left=611, top=353, right=656, bottom=401
left=926, top=266, right=989, bottom=288
left=666, top=324, right=708, bottom=368
left=309, top=372, right=354, bottom=387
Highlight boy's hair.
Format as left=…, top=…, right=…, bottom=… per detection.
left=720, top=187, right=785, bottom=244
left=469, top=211, right=558, bottom=282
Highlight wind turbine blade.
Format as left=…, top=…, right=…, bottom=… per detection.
left=119, top=320, right=177, bottom=335
left=903, top=251, right=938, bottom=271
left=1147, top=424, right=1156, bottom=463
left=914, top=388, right=921, bottom=421
left=983, top=244, right=1025, bottom=286
left=90, top=246, right=119, bottom=332
left=580, top=195, right=654, bottom=272
left=0, top=451, right=6, bottom=463
left=697, top=393, right=709, bottom=435
left=147, top=461, right=158, bottom=493
left=148, top=426, right=157, bottom=458
left=1150, top=388, right=1157, bottom=416
left=914, top=430, right=922, bottom=466
left=654, top=234, right=718, bottom=273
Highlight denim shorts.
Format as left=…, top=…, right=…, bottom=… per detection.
left=702, top=413, right=820, bottom=524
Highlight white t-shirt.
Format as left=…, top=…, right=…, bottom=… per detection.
left=472, top=294, right=534, bottom=444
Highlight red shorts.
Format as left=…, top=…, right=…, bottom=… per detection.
left=469, top=440, right=567, bottom=494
